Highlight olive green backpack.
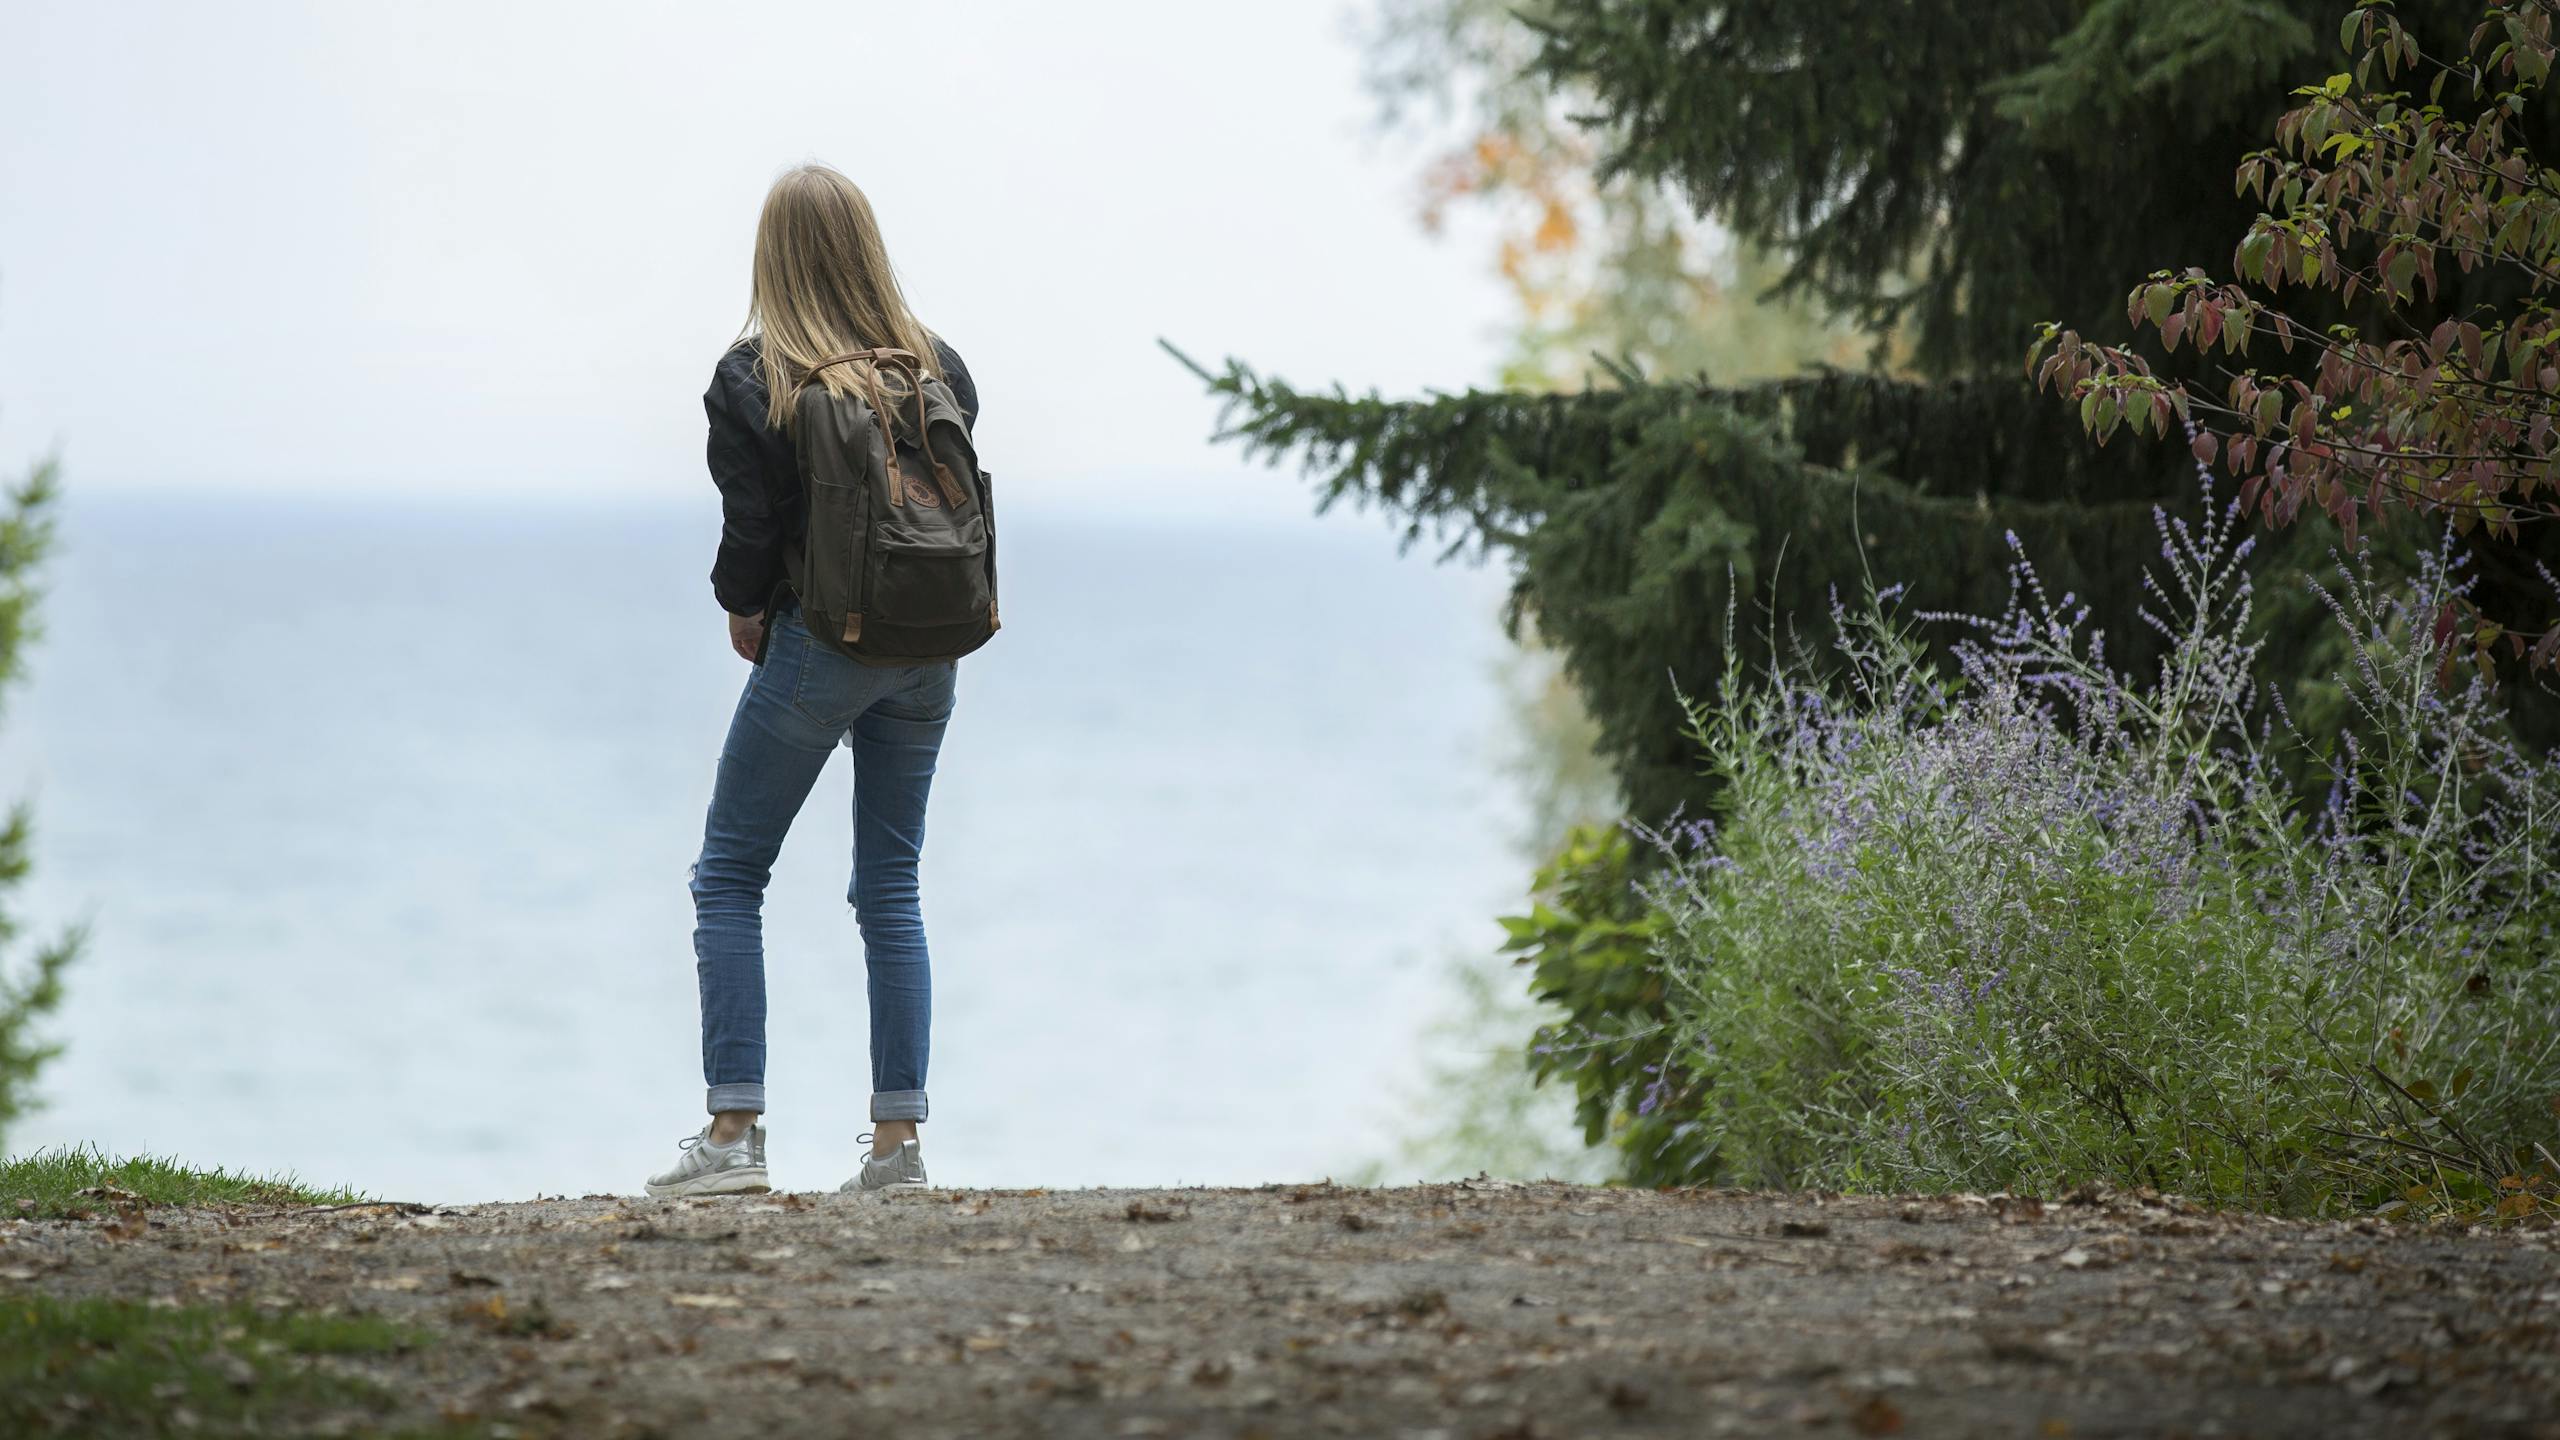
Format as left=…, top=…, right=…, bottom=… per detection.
left=785, top=347, right=999, bottom=665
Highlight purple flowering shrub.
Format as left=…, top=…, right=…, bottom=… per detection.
left=1575, top=485, right=2560, bottom=1214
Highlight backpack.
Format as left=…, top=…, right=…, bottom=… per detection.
left=783, top=347, right=999, bottom=666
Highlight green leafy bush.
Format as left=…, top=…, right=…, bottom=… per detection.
left=1504, top=824, right=1684, bottom=1169
left=1533, top=483, right=2560, bottom=1216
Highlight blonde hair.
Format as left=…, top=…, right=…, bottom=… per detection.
left=742, top=164, right=942, bottom=431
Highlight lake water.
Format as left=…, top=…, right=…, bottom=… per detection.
left=0, top=492, right=1527, bottom=1202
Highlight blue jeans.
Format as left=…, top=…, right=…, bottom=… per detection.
left=691, top=607, right=956, bottom=1124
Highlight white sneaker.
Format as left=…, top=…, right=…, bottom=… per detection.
left=839, top=1134, right=928, bottom=1194
left=645, top=1124, right=770, bottom=1198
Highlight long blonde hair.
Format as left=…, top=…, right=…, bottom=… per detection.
left=742, top=164, right=942, bottom=431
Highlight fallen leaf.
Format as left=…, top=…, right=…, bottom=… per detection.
left=1850, top=1394, right=1905, bottom=1435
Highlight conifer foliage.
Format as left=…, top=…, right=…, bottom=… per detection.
left=1178, top=349, right=2183, bottom=822
left=0, top=456, right=76, bottom=1150
left=1525, top=0, right=2330, bottom=377
left=1189, top=1, right=2560, bottom=821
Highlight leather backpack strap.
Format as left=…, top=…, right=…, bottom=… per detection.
left=803, top=344, right=924, bottom=400
left=860, top=350, right=969, bottom=508
left=797, top=347, right=912, bottom=378
left=870, top=350, right=931, bottom=455
left=801, top=348, right=906, bottom=467
left=796, top=349, right=964, bottom=504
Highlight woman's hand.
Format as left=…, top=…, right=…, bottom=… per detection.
left=727, top=610, right=766, bottom=664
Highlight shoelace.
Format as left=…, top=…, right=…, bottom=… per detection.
left=676, top=1132, right=751, bottom=1165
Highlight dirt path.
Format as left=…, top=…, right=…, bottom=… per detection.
left=6, top=1179, right=2557, bottom=1438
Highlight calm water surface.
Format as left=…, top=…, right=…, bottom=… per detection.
left=1, top=492, right=1524, bottom=1201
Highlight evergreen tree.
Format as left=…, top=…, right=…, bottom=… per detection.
left=1192, top=0, right=2557, bottom=823
left=0, top=455, right=76, bottom=1150
left=1530, top=0, right=2340, bottom=377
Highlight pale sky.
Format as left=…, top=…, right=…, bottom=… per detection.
left=0, top=1, right=1511, bottom=513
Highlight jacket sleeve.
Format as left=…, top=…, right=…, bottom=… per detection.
left=705, top=361, right=783, bottom=616
left=934, top=340, right=981, bottom=429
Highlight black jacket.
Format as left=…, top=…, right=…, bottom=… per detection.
left=704, top=337, right=980, bottom=616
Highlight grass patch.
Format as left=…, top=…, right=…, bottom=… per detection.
left=1, top=1146, right=368, bottom=1219
left=0, top=1294, right=471, bottom=1438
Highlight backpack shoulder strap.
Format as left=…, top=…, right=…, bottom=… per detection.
left=799, top=348, right=921, bottom=386
left=799, top=349, right=918, bottom=472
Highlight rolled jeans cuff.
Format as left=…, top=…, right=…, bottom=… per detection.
left=871, top=1090, right=928, bottom=1123
left=706, top=1083, right=766, bottom=1115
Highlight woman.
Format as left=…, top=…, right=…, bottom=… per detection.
left=648, top=164, right=980, bottom=1199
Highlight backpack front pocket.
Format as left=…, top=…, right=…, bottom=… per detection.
left=868, top=514, right=990, bottom=628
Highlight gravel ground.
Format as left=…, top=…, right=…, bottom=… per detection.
left=5, top=1178, right=2557, bottom=1439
